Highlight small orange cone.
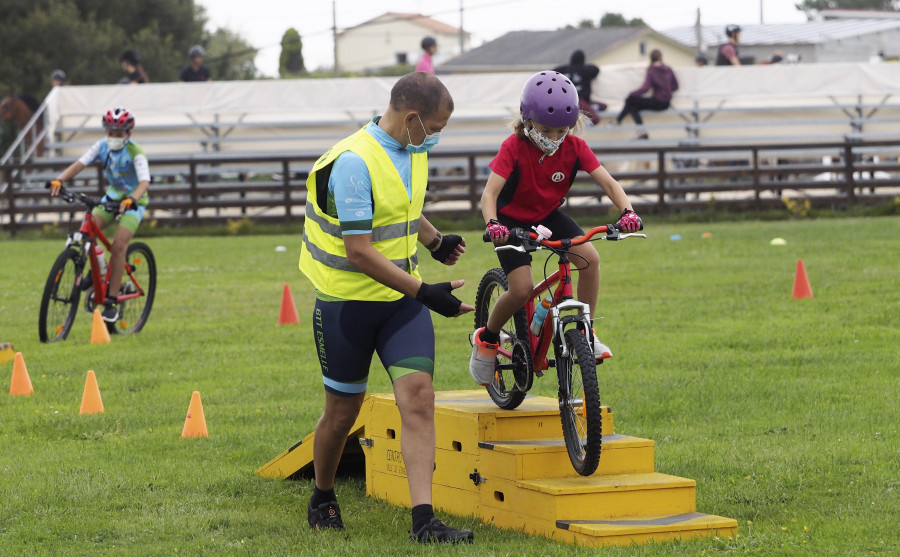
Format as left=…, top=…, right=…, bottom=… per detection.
left=793, top=258, right=813, bottom=299
left=278, top=284, right=300, bottom=325
left=181, top=391, right=209, bottom=438
left=9, top=352, right=34, bottom=396
left=80, top=370, right=104, bottom=414
left=91, top=309, right=111, bottom=344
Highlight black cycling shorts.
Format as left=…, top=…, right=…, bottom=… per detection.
left=311, top=295, right=435, bottom=396
left=495, top=210, right=585, bottom=275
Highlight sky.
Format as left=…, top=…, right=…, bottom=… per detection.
left=197, top=0, right=809, bottom=77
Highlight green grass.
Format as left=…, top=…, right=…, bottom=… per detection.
left=1, top=217, right=898, bottom=556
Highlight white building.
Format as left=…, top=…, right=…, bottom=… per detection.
left=336, top=12, right=469, bottom=73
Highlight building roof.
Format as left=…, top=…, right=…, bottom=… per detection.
left=343, top=12, right=462, bottom=36
left=661, top=19, right=900, bottom=48
left=441, top=27, right=653, bottom=70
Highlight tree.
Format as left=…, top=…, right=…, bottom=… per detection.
left=599, top=12, right=648, bottom=27
left=0, top=0, right=260, bottom=95
left=795, top=0, right=898, bottom=17
left=279, top=28, right=306, bottom=77
left=206, top=28, right=260, bottom=80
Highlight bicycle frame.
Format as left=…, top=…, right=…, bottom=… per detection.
left=522, top=259, right=592, bottom=373
left=67, top=202, right=144, bottom=306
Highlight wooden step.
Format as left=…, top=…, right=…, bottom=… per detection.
left=477, top=433, right=656, bottom=479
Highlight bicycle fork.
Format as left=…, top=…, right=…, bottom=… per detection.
left=547, top=299, right=593, bottom=360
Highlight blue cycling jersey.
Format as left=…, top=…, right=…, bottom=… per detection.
left=329, top=118, right=412, bottom=235
left=78, top=139, right=150, bottom=201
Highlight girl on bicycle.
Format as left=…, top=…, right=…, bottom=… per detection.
left=49, top=107, right=150, bottom=323
left=470, top=70, right=643, bottom=386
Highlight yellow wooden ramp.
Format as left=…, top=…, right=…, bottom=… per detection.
left=256, top=390, right=737, bottom=548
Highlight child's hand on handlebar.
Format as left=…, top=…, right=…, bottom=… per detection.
left=616, top=209, right=643, bottom=232
left=46, top=180, right=62, bottom=197
left=118, top=197, right=137, bottom=214
left=486, top=219, right=509, bottom=244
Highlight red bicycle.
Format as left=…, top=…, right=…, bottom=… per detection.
left=473, top=223, right=645, bottom=475
left=39, top=184, right=157, bottom=342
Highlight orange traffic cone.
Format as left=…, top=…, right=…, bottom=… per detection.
left=9, top=352, right=34, bottom=396
left=278, top=284, right=300, bottom=325
left=181, top=391, right=208, bottom=438
left=792, top=258, right=813, bottom=299
left=91, top=309, right=111, bottom=344
left=80, top=370, right=104, bottom=414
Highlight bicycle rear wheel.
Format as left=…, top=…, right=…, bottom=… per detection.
left=39, top=248, right=84, bottom=342
left=474, top=268, right=529, bottom=410
left=109, top=241, right=156, bottom=335
left=556, top=328, right=602, bottom=476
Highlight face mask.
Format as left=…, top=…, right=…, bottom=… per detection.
left=525, top=124, right=567, bottom=157
left=406, top=114, right=440, bottom=154
left=107, top=137, right=126, bottom=151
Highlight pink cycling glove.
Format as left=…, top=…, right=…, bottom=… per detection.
left=486, top=219, right=509, bottom=240
left=616, top=209, right=642, bottom=232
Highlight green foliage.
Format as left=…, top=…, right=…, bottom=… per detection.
left=600, top=12, right=647, bottom=27
left=206, top=27, right=259, bottom=81
left=782, top=196, right=812, bottom=218
left=278, top=28, right=305, bottom=78
left=0, top=0, right=259, bottom=94
left=1, top=217, right=898, bottom=554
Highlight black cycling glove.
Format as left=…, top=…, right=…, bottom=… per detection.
left=430, top=234, right=464, bottom=263
left=415, top=282, right=462, bottom=317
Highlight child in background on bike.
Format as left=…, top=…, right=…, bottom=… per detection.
left=49, top=107, right=150, bottom=323
left=470, top=70, right=643, bottom=386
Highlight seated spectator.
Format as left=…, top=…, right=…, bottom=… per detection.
left=554, top=49, right=605, bottom=125
left=612, top=49, right=679, bottom=139
left=51, top=69, right=67, bottom=87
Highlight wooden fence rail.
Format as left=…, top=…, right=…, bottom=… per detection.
left=3, top=138, right=900, bottom=234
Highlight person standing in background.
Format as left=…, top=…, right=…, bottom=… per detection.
left=716, top=25, right=742, bottom=66
left=120, top=50, right=149, bottom=84
left=51, top=69, right=67, bottom=87
left=416, top=36, right=437, bottom=74
left=180, top=45, right=212, bottom=82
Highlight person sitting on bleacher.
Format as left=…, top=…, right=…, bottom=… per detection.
left=610, top=49, right=679, bottom=139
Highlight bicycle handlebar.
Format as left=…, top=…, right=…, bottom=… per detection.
left=482, top=224, right=645, bottom=252
left=46, top=182, right=121, bottom=213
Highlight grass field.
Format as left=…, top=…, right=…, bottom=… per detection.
left=1, top=216, right=898, bottom=556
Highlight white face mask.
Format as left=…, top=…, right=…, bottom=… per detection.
left=525, top=124, right=567, bottom=157
left=106, top=137, right=126, bottom=151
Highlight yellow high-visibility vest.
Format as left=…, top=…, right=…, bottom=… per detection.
left=299, top=125, right=426, bottom=301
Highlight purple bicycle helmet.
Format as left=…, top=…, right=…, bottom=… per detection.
left=520, top=71, right=579, bottom=128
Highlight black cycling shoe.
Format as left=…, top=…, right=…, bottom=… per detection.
left=410, top=517, right=474, bottom=544
left=101, top=302, right=120, bottom=323
left=307, top=500, right=344, bottom=531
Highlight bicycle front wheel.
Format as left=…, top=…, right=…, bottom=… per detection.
left=109, top=241, right=156, bottom=335
left=556, top=328, right=602, bottom=476
left=39, top=248, right=83, bottom=343
left=474, top=268, right=529, bottom=410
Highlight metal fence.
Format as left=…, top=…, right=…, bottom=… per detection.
left=4, top=138, right=900, bottom=234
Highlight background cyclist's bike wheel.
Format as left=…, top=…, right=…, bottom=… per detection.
left=474, top=268, right=529, bottom=410
left=556, top=328, right=602, bottom=476
left=39, top=248, right=83, bottom=342
left=109, top=242, right=156, bottom=335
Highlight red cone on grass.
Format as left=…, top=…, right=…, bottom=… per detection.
left=792, top=259, right=813, bottom=299
left=278, top=284, right=300, bottom=325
